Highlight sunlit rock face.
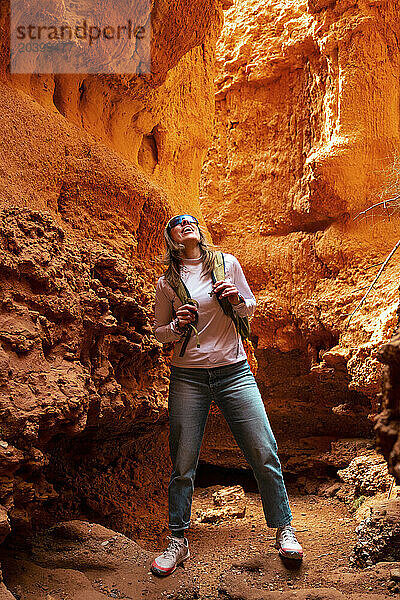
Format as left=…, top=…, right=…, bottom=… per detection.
left=0, top=0, right=223, bottom=246
left=200, top=0, right=400, bottom=472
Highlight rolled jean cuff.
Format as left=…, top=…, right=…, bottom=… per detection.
left=169, top=520, right=190, bottom=531
left=169, top=526, right=189, bottom=531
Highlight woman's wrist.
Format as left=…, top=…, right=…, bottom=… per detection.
left=171, top=317, right=186, bottom=336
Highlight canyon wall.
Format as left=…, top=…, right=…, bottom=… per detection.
left=0, top=0, right=224, bottom=555
left=199, top=0, right=400, bottom=477
left=0, top=0, right=224, bottom=247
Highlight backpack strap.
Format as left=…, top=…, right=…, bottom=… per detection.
left=211, top=251, right=233, bottom=319
left=212, top=250, right=225, bottom=282
left=211, top=251, right=251, bottom=341
left=168, top=278, right=190, bottom=307
left=165, top=277, right=200, bottom=356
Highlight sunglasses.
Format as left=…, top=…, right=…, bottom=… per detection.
left=166, top=214, right=199, bottom=232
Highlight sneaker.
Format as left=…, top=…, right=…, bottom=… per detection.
left=150, top=535, right=190, bottom=576
left=275, top=524, right=303, bottom=560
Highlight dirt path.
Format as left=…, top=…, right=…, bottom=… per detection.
left=2, top=486, right=398, bottom=599
left=138, top=486, right=395, bottom=599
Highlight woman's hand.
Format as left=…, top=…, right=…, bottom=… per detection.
left=212, top=280, right=241, bottom=305
left=176, top=303, right=198, bottom=328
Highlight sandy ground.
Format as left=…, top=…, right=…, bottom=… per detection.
left=139, top=486, right=397, bottom=599
left=1, top=486, right=399, bottom=600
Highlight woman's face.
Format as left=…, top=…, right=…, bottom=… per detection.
left=169, top=217, right=201, bottom=245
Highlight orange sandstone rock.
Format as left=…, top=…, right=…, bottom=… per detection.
left=200, top=0, right=400, bottom=470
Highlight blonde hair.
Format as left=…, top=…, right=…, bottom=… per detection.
left=157, top=219, right=220, bottom=289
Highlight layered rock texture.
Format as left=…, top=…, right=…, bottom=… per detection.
left=0, top=207, right=172, bottom=541
left=200, top=0, right=400, bottom=475
left=352, top=499, right=400, bottom=567
left=375, top=314, right=400, bottom=483
left=0, top=0, right=223, bottom=239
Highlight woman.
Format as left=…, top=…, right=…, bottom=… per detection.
left=151, top=214, right=303, bottom=577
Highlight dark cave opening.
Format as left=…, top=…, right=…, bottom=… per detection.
left=194, top=460, right=344, bottom=500
left=195, top=461, right=299, bottom=493
left=195, top=462, right=258, bottom=492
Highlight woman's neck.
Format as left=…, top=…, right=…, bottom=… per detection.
left=181, top=245, right=201, bottom=259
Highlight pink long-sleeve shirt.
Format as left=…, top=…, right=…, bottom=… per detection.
left=152, top=252, right=256, bottom=368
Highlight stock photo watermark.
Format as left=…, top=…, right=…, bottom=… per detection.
left=10, top=0, right=151, bottom=74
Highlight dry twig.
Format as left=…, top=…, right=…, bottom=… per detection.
left=347, top=156, right=400, bottom=324
left=345, top=239, right=400, bottom=328
left=353, top=194, right=400, bottom=220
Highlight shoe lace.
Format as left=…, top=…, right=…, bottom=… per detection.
left=280, top=525, right=298, bottom=544
left=162, top=536, right=184, bottom=560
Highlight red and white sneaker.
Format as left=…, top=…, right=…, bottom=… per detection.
left=151, top=536, right=190, bottom=577
left=275, top=524, right=303, bottom=560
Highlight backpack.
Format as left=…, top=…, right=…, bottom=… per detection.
left=165, top=251, right=251, bottom=357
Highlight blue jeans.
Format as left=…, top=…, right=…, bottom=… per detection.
left=167, top=359, right=292, bottom=532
